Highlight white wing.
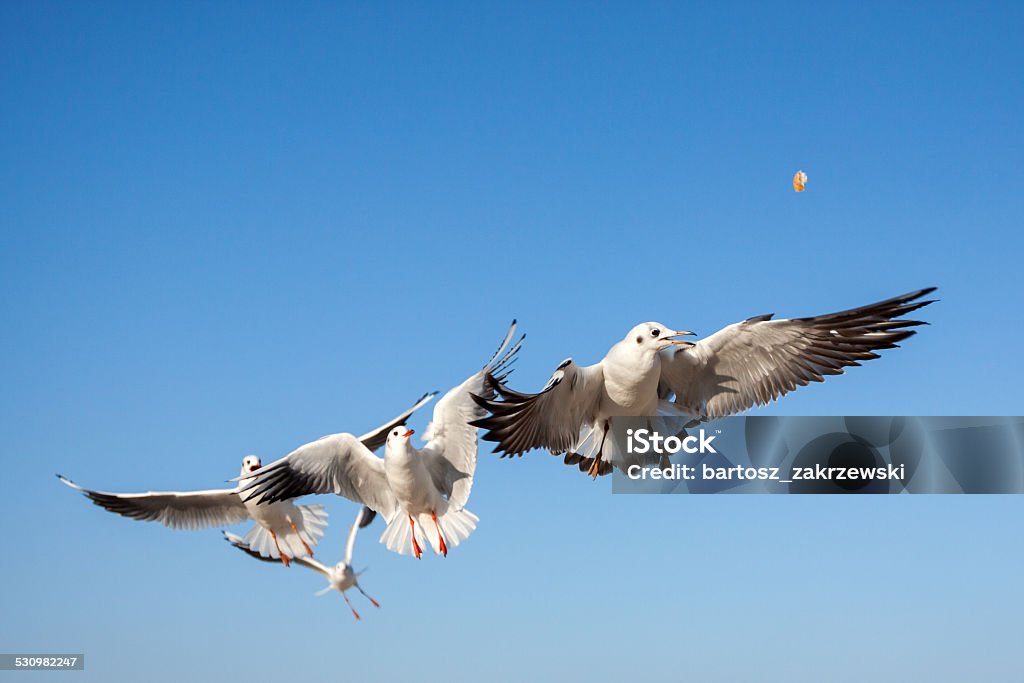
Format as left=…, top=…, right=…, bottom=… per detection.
left=660, top=288, right=937, bottom=419
left=239, top=433, right=398, bottom=519
left=343, top=506, right=375, bottom=565
left=472, top=357, right=605, bottom=465
left=357, top=392, right=437, bottom=452
left=222, top=531, right=331, bottom=576
left=58, top=475, right=249, bottom=530
left=422, top=321, right=521, bottom=511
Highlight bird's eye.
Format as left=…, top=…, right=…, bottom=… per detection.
left=651, top=329, right=660, bottom=337
left=636, top=336, right=642, bottom=344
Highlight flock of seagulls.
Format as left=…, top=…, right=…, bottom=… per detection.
left=234, top=324, right=520, bottom=559
left=59, top=287, right=936, bottom=619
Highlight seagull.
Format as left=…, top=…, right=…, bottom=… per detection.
left=57, top=391, right=434, bottom=564
left=225, top=506, right=380, bottom=620
left=58, top=457, right=326, bottom=565
left=239, top=322, right=522, bottom=559
left=471, top=288, right=937, bottom=478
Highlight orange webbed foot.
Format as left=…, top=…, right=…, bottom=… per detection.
left=290, top=521, right=314, bottom=556
left=408, top=513, right=423, bottom=559
left=431, top=512, right=448, bottom=557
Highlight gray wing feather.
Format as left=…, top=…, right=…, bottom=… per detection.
left=660, top=288, right=937, bottom=419
left=357, top=392, right=437, bottom=452
left=58, top=474, right=249, bottom=530
left=222, top=531, right=330, bottom=575
left=471, top=358, right=605, bottom=460
left=422, top=322, right=521, bottom=509
left=238, top=433, right=397, bottom=519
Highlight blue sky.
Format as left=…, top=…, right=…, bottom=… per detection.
left=2, top=2, right=1022, bottom=681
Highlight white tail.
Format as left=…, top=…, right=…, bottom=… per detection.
left=378, top=511, right=420, bottom=557
left=379, top=507, right=479, bottom=556
left=243, top=504, right=328, bottom=559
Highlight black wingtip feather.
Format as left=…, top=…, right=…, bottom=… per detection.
left=358, top=507, right=377, bottom=528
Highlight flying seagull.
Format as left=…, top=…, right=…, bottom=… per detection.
left=58, top=457, right=327, bottom=565
left=471, top=288, right=937, bottom=478
left=225, top=506, right=380, bottom=620
left=57, top=391, right=434, bottom=564
left=239, top=322, right=522, bottom=559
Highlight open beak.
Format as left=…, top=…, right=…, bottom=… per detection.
left=667, top=330, right=697, bottom=346
left=403, top=429, right=414, bottom=438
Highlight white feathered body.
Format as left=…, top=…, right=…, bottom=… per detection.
left=327, top=564, right=358, bottom=594
left=600, top=341, right=663, bottom=416
left=560, top=342, right=666, bottom=469
left=380, top=439, right=477, bottom=556
left=384, top=442, right=448, bottom=518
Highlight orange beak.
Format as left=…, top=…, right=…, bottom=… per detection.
left=404, top=429, right=414, bottom=438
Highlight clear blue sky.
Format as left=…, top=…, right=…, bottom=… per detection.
left=2, top=2, right=1022, bottom=681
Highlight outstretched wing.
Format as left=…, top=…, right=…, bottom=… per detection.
left=357, top=392, right=437, bottom=452
left=422, top=321, right=521, bottom=510
left=343, top=506, right=376, bottom=566
left=238, top=433, right=397, bottom=519
left=58, top=474, right=249, bottom=530
left=222, top=531, right=330, bottom=576
left=660, top=287, right=937, bottom=419
left=471, top=356, right=605, bottom=462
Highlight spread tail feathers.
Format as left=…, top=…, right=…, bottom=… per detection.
left=243, top=504, right=328, bottom=559
left=379, top=507, right=479, bottom=556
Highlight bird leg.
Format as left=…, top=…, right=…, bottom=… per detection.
left=356, top=583, right=380, bottom=608
left=587, top=423, right=612, bottom=478
left=343, top=591, right=360, bottom=620
left=270, top=529, right=290, bottom=567
left=431, top=511, right=448, bottom=557
left=290, top=521, right=314, bottom=556
left=408, top=514, right=423, bottom=559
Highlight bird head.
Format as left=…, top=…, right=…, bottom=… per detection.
left=627, top=323, right=696, bottom=352
left=385, top=426, right=415, bottom=450
left=240, top=455, right=262, bottom=477
left=333, top=562, right=357, bottom=586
